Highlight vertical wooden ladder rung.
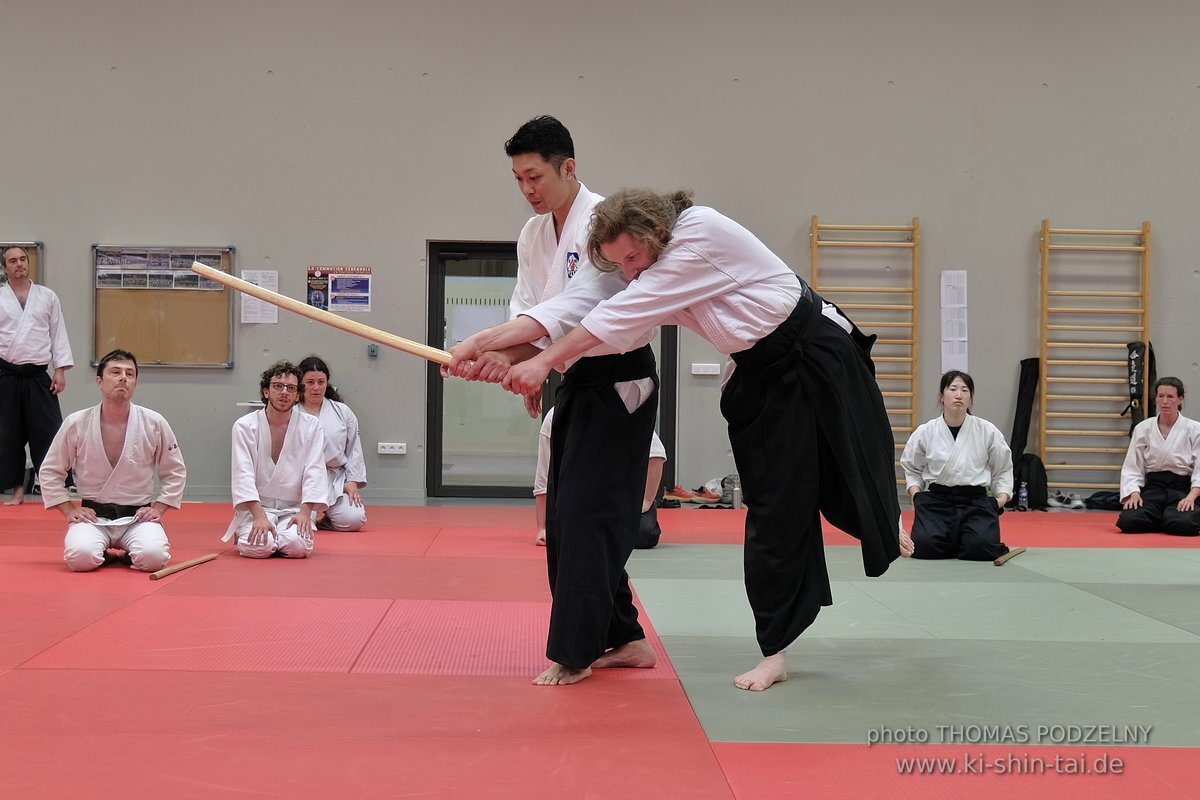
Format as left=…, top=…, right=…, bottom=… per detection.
left=1038, top=219, right=1150, bottom=484
left=812, top=215, right=920, bottom=444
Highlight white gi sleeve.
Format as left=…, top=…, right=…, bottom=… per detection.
left=580, top=246, right=740, bottom=353
left=986, top=425, right=1014, bottom=498
left=299, top=417, right=331, bottom=509
left=153, top=416, right=187, bottom=508
left=900, top=425, right=928, bottom=494
left=48, top=291, right=74, bottom=370
left=39, top=419, right=79, bottom=508
left=509, top=221, right=542, bottom=318
left=231, top=417, right=262, bottom=507
left=343, top=405, right=367, bottom=485
left=520, top=266, right=629, bottom=342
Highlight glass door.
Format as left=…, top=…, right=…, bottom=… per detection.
left=426, top=241, right=677, bottom=497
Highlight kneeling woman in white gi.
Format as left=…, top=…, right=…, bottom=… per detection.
left=901, top=371, right=1013, bottom=561
left=1116, top=377, right=1200, bottom=535
left=297, top=356, right=367, bottom=531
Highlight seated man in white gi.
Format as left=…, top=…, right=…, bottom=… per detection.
left=1117, top=376, right=1200, bottom=535
left=226, top=360, right=330, bottom=558
left=39, top=349, right=186, bottom=572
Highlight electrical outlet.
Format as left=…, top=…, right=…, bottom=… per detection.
left=377, top=442, right=407, bottom=455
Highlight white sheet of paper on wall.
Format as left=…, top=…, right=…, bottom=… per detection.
left=939, top=270, right=967, bottom=372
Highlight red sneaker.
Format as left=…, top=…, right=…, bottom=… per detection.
left=663, top=485, right=695, bottom=502
left=692, top=487, right=722, bottom=503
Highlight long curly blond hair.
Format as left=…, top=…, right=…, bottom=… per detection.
left=587, top=189, right=694, bottom=272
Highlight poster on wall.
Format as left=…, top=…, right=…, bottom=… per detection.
left=309, top=266, right=372, bottom=313
left=240, top=269, right=279, bottom=324
left=306, top=268, right=329, bottom=311
left=93, top=247, right=225, bottom=290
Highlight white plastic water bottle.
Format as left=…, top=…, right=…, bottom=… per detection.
left=1017, top=481, right=1029, bottom=511
left=731, top=475, right=743, bottom=509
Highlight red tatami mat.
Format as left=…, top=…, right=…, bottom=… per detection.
left=352, top=598, right=676, bottom=678
left=0, top=670, right=726, bottom=799
left=0, top=592, right=139, bottom=670
left=157, top=552, right=553, bottom=601
left=711, top=743, right=1194, bottom=800
left=0, top=669, right=700, bottom=739
left=24, top=595, right=392, bottom=672
left=424, top=525, right=548, bottom=559
left=1, top=729, right=734, bottom=800
left=5, top=501, right=1195, bottom=799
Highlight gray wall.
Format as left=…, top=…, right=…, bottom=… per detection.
left=4, top=0, right=1198, bottom=498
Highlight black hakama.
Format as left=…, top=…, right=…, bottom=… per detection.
left=545, top=345, right=658, bottom=668
left=0, top=359, right=64, bottom=491
left=721, top=289, right=900, bottom=657
left=911, top=483, right=1008, bottom=560
left=1117, top=471, right=1200, bottom=535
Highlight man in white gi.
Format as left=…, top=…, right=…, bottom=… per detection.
left=39, top=349, right=185, bottom=572
left=226, top=360, right=329, bottom=558
left=454, top=189, right=905, bottom=691
left=462, top=115, right=668, bottom=548
left=1117, top=377, right=1200, bottom=535
left=1, top=245, right=74, bottom=505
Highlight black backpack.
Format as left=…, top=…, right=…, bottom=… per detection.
left=1007, top=452, right=1049, bottom=511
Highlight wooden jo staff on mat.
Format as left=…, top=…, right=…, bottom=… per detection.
left=190, top=262, right=452, bottom=365
left=149, top=552, right=220, bottom=580
left=994, top=546, right=1026, bottom=566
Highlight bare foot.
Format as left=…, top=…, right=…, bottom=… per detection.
left=899, top=527, right=914, bottom=558
left=591, top=638, right=656, bottom=669
left=532, top=663, right=590, bottom=686
left=734, top=652, right=788, bottom=691
left=535, top=531, right=546, bottom=547
left=3, top=487, right=24, bottom=506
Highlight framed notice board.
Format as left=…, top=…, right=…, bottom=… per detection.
left=92, top=245, right=235, bottom=368
left=0, top=241, right=44, bottom=285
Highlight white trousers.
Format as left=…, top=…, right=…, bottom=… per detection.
left=63, top=519, right=170, bottom=572
left=229, top=506, right=314, bottom=559
left=324, top=493, right=367, bottom=531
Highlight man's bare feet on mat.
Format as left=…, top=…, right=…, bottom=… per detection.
left=533, top=663, right=590, bottom=686
left=592, top=638, right=656, bottom=669
left=734, top=652, right=788, bottom=691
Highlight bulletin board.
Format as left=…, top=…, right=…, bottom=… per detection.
left=0, top=241, right=44, bottom=285
left=92, top=245, right=234, bottom=368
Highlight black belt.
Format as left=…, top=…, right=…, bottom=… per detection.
left=0, top=358, right=49, bottom=378
left=729, top=285, right=821, bottom=374
left=1143, top=471, right=1191, bottom=493
left=927, top=483, right=988, bottom=499
left=562, top=345, right=656, bottom=387
left=82, top=499, right=148, bottom=519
